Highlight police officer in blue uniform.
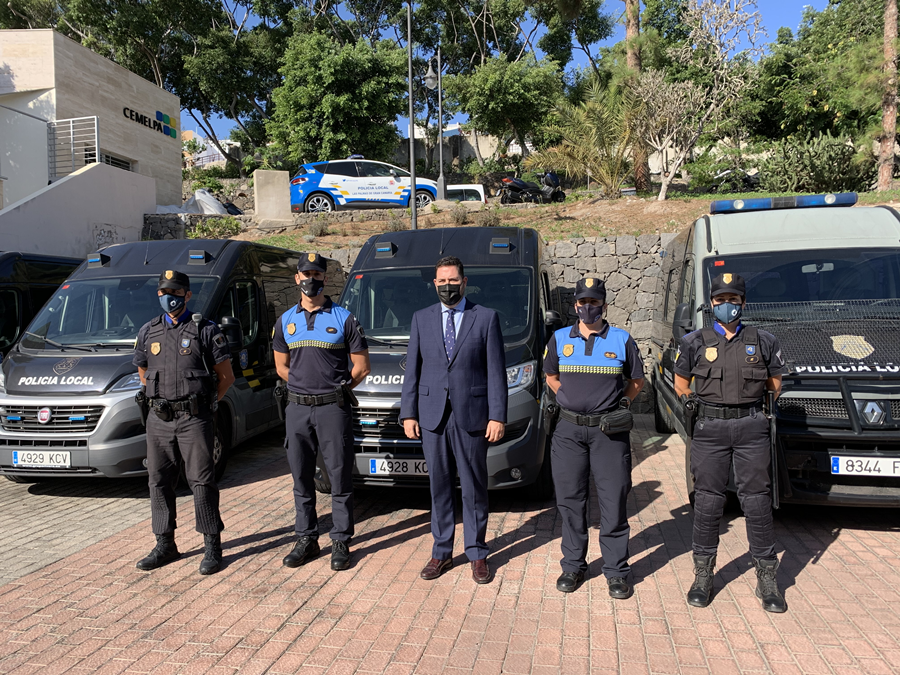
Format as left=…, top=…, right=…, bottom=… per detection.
left=133, top=270, right=236, bottom=575
left=543, top=278, right=645, bottom=596
left=273, top=253, right=370, bottom=571
left=674, top=272, right=788, bottom=613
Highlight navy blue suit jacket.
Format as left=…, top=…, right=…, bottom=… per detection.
left=400, top=301, right=508, bottom=433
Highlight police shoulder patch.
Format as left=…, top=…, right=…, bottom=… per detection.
left=213, top=334, right=226, bottom=347
left=562, top=343, right=574, bottom=357
left=543, top=346, right=548, bottom=359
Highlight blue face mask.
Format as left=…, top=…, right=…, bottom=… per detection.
left=159, top=293, right=186, bottom=314
left=713, top=301, right=742, bottom=325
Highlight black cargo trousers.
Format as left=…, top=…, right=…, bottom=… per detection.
left=146, top=410, right=224, bottom=535
left=690, top=408, right=776, bottom=560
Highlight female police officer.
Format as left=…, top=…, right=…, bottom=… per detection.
left=674, top=272, right=788, bottom=613
left=133, top=270, right=235, bottom=575
left=543, top=277, right=644, bottom=596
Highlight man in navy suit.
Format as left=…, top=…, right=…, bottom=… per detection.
left=400, top=256, right=508, bottom=584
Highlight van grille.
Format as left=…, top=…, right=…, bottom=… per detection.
left=777, top=398, right=849, bottom=420
left=0, top=406, right=104, bottom=433
left=352, top=407, right=405, bottom=439
left=892, top=401, right=900, bottom=420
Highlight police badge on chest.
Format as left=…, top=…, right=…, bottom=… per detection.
left=180, top=337, right=191, bottom=355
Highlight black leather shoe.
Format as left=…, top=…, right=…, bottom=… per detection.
left=199, top=534, right=223, bottom=575
left=687, top=553, right=716, bottom=608
left=136, top=533, right=180, bottom=571
left=607, top=576, right=633, bottom=599
left=556, top=571, right=585, bottom=593
left=754, top=557, right=787, bottom=613
left=283, top=536, right=320, bottom=568
left=331, top=540, right=351, bottom=571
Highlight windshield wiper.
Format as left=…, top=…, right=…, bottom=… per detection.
left=22, top=332, right=95, bottom=352
left=365, top=336, right=409, bottom=346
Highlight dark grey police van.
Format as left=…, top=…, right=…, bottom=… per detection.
left=652, top=193, right=900, bottom=507
left=0, top=252, right=81, bottom=359
left=0, top=239, right=300, bottom=482
left=316, top=227, right=563, bottom=497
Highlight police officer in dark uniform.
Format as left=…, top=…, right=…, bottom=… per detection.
left=543, top=278, right=645, bottom=596
left=133, top=270, right=236, bottom=575
left=273, top=253, right=370, bottom=571
left=674, top=272, right=788, bottom=613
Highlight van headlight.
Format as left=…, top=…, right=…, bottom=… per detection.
left=507, top=361, right=536, bottom=390
left=110, top=373, right=143, bottom=392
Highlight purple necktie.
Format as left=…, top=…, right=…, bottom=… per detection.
left=444, top=308, right=456, bottom=360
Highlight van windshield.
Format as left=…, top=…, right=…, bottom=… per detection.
left=20, top=276, right=219, bottom=350
left=340, top=267, right=533, bottom=344
left=704, top=249, right=900, bottom=305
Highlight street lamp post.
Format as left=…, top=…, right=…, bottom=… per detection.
left=424, top=46, right=445, bottom=201
left=407, top=1, right=417, bottom=230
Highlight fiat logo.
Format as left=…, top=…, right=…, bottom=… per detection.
left=37, top=408, right=52, bottom=424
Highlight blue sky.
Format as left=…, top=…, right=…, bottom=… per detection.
left=180, top=0, right=829, bottom=145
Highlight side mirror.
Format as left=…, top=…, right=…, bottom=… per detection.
left=672, top=303, right=693, bottom=339
left=219, top=316, right=243, bottom=351
left=544, top=310, right=563, bottom=328
left=389, top=169, right=397, bottom=176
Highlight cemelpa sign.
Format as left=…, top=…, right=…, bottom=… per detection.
left=122, top=107, right=178, bottom=139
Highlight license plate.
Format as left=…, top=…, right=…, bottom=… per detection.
left=12, top=450, right=71, bottom=468
left=368, top=458, right=428, bottom=476
left=831, top=456, right=900, bottom=476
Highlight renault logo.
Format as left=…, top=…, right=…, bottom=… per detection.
left=855, top=400, right=886, bottom=425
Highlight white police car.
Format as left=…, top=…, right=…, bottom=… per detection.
left=291, top=159, right=437, bottom=213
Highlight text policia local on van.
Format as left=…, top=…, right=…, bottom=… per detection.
left=122, top=108, right=178, bottom=139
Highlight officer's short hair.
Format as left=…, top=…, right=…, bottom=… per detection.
left=435, top=256, right=464, bottom=279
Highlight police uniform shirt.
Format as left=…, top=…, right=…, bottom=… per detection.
left=674, top=323, right=788, bottom=405
left=273, top=297, right=367, bottom=395
left=543, top=321, right=644, bottom=414
left=133, top=311, right=231, bottom=399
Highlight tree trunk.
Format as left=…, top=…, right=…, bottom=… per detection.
left=878, top=0, right=898, bottom=191
left=625, top=0, right=641, bottom=72
left=472, top=128, right=485, bottom=166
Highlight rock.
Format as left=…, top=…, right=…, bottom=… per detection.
left=576, top=243, right=594, bottom=257
left=569, top=237, right=584, bottom=245
left=643, top=264, right=661, bottom=278
left=564, top=267, right=581, bottom=283
left=607, top=306, right=629, bottom=326
left=621, top=267, right=643, bottom=280
left=630, top=309, right=651, bottom=322
left=639, top=276, right=660, bottom=292
left=605, top=272, right=629, bottom=291
left=637, top=234, right=659, bottom=253
left=614, top=288, right=637, bottom=308
left=616, top=235, right=637, bottom=256
left=627, top=254, right=656, bottom=270
left=257, top=218, right=294, bottom=230
left=594, top=257, right=618, bottom=274
left=593, top=242, right=611, bottom=256
left=629, top=320, right=653, bottom=339
left=636, top=292, right=656, bottom=308
left=556, top=241, right=578, bottom=258
left=660, top=232, right=679, bottom=249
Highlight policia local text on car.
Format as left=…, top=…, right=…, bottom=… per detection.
left=674, top=272, right=788, bottom=613
left=133, top=271, right=236, bottom=575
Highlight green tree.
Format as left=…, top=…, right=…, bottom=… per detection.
left=446, top=54, right=564, bottom=156
left=267, top=32, right=406, bottom=165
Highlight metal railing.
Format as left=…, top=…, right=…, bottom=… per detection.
left=48, top=117, right=99, bottom=181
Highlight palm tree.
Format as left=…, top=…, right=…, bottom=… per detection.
left=525, top=82, right=642, bottom=197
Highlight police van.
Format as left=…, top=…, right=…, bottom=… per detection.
left=651, top=193, right=900, bottom=506
left=319, top=226, right=563, bottom=497
left=0, top=239, right=302, bottom=483
left=0, top=252, right=81, bottom=358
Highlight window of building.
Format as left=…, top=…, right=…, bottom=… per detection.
left=100, top=153, right=132, bottom=171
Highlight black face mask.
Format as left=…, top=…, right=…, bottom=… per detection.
left=298, top=277, right=325, bottom=297
left=437, top=283, right=463, bottom=306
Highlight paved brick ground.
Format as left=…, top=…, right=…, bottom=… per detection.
left=1, top=415, right=899, bottom=674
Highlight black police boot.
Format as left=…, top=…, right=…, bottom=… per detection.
left=753, top=557, right=787, bottom=613
left=136, top=533, right=180, bottom=571
left=283, top=536, right=320, bottom=568
left=556, top=571, right=585, bottom=593
left=687, top=553, right=716, bottom=608
left=607, top=576, right=633, bottom=600
left=199, top=534, right=223, bottom=575
left=331, top=540, right=351, bottom=571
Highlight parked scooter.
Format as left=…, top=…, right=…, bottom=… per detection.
left=498, top=171, right=566, bottom=204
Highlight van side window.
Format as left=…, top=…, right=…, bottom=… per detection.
left=263, top=278, right=297, bottom=329
left=680, top=258, right=694, bottom=308
left=0, top=289, right=21, bottom=348
left=235, top=281, right=258, bottom=346
left=664, top=267, right=681, bottom=323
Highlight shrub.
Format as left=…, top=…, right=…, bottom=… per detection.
left=302, top=234, right=315, bottom=243
left=474, top=206, right=501, bottom=228
left=451, top=203, right=469, bottom=226
left=308, top=218, right=329, bottom=238
left=386, top=210, right=406, bottom=232
left=760, top=132, right=875, bottom=193
left=430, top=203, right=440, bottom=214
left=188, top=216, right=242, bottom=239
left=191, top=177, right=225, bottom=193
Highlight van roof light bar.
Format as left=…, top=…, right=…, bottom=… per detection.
left=188, top=249, right=211, bottom=265
left=374, top=242, right=397, bottom=258
left=490, top=237, right=511, bottom=254
left=710, top=192, right=858, bottom=215
left=87, top=252, right=110, bottom=268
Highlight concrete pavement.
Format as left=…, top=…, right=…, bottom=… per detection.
left=1, top=415, right=899, bottom=674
